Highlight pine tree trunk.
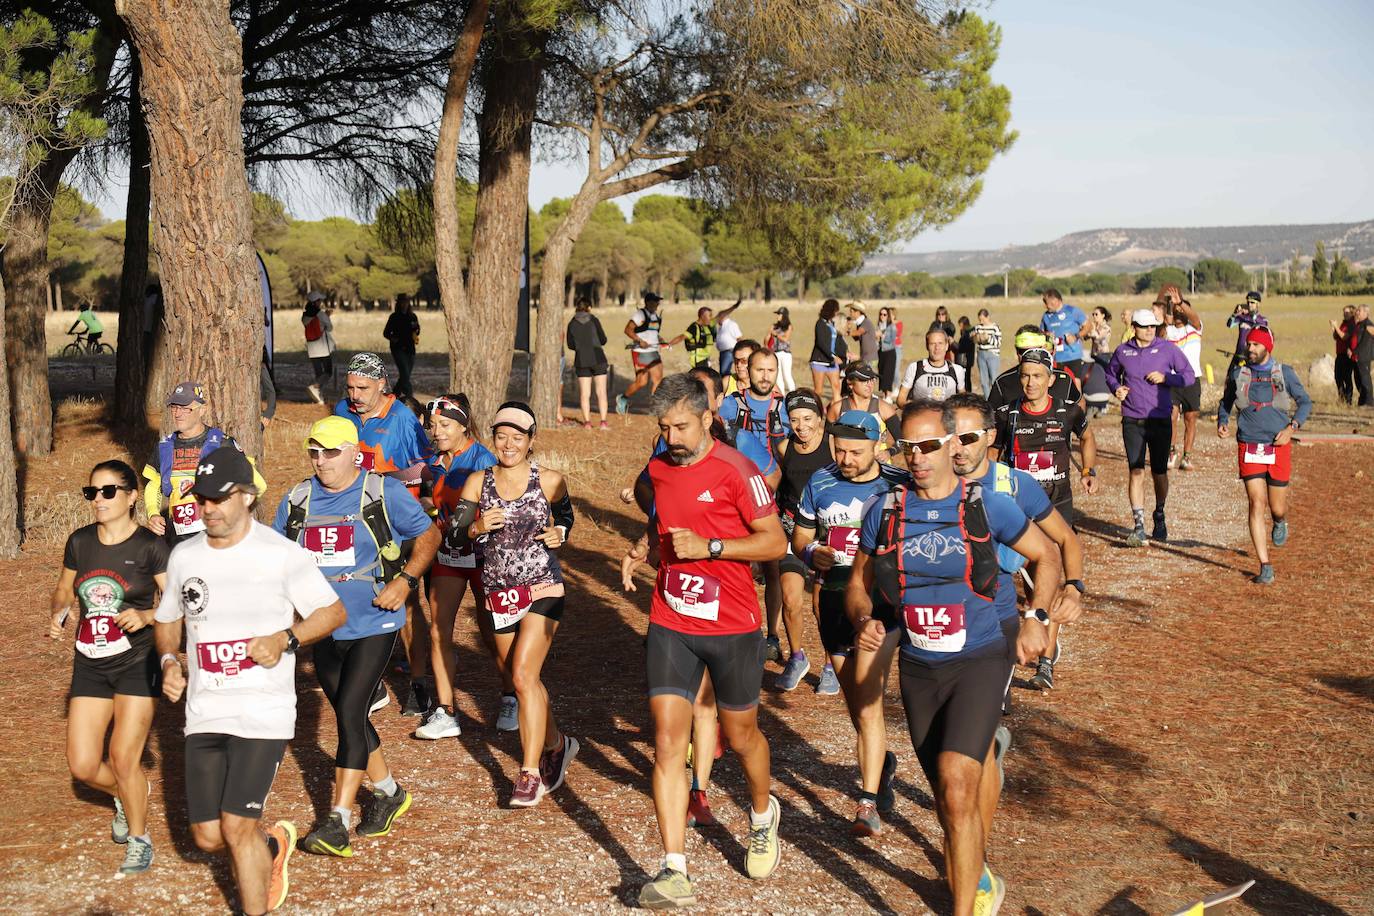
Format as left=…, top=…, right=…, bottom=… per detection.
left=0, top=277, right=23, bottom=557
left=115, top=51, right=152, bottom=427
left=1, top=177, right=61, bottom=455
left=532, top=188, right=597, bottom=423
left=120, top=0, right=263, bottom=459
left=456, top=14, right=544, bottom=424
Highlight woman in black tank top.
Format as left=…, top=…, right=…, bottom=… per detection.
left=774, top=390, right=831, bottom=684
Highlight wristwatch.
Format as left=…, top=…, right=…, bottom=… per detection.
left=397, top=571, right=420, bottom=591
left=708, top=538, right=724, bottom=559
left=1021, top=608, right=1050, bottom=624
left=1081, top=468, right=1097, bottom=478
left=1066, top=578, right=1086, bottom=595
left=283, top=629, right=300, bottom=654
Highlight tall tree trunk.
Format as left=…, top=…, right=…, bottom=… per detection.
left=120, top=0, right=263, bottom=460
left=0, top=277, right=22, bottom=557
left=434, top=0, right=488, bottom=403
left=458, top=11, right=544, bottom=424
left=532, top=188, right=598, bottom=422
left=115, top=50, right=152, bottom=426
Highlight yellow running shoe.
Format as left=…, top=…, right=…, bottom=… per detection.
left=638, top=868, right=695, bottom=909
left=745, top=794, right=781, bottom=879
left=974, top=866, right=1006, bottom=916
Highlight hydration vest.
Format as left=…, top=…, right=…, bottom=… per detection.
left=156, top=428, right=225, bottom=497
left=684, top=321, right=715, bottom=366
left=723, top=390, right=787, bottom=458
left=284, top=472, right=403, bottom=593
left=869, top=480, right=1000, bottom=609
left=1233, top=363, right=1293, bottom=413
left=634, top=309, right=662, bottom=338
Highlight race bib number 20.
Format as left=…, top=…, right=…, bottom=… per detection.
left=487, top=585, right=532, bottom=630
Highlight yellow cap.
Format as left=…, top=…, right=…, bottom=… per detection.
left=305, top=416, right=359, bottom=450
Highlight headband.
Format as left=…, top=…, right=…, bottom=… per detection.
left=428, top=395, right=470, bottom=427
left=347, top=352, right=387, bottom=379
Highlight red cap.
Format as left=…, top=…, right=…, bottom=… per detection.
left=1247, top=326, right=1275, bottom=353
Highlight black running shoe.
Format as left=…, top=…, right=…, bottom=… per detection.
left=1151, top=508, right=1168, bottom=543
left=1029, top=656, right=1055, bottom=691
left=300, top=812, right=353, bottom=858
left=401, top=681, right=430, bottom=717
left=369, top=681, right=389, bottom=715
left=876, top=751, right=898, bottom=815
left=357, top=786, right=412, bottom=837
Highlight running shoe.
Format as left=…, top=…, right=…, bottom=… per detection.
left=1151, top=508, right=1168, bottom=543
left=1272, top=519, right=1289, bottom=547
left=993, top=725, right=1011, bottom=793
left=764, top=634, right=784, bottom=664
left=745, top=795, right=781, bottom=879
left=307, top=384, right=324, bottom=405
left=510, top=770, right=546, bottom=808
left=850, top=799, right=882, bottom=837
left=300, top=812, right=354, bottom=858
left=119, top=836, right=153, bottom=875
left=777, top=650, right=810, bottom=691
left=496, top=693, right=519, bottom=732
left=1029, top=656, right=1055, bottom=691
left=1125, top=524, right=1149, bottom=548
left=638, top=868, right=695, bottom=909
left=369, top=681, right=389, bottom=714
left=616, top=394, right=629, bottom=415
left=1166, top=447, right=1178, bottom=470
left=974, top=866, right=1006, bottom=916
left=401, top=681, right=431, bottom=717
left=599, top=420, right=610, bottom=430
left=111, top=797, right=128, bottom=844
left=876, top=751, right=898, bottom=814
left=415, top=705, right=461, bottom=740
left=687, top=789, right=717, bottom=828
left=267, top=820, right=296, bottom=911
left=1253, top=563, right=1275, bottom=585
left=540, top=735, right=580, bottom=793
left=357, top=786, right=412, bottom=837
left=1178, top=452, right=1194, bottom=471
left=815, top=663, right=840, bottom=695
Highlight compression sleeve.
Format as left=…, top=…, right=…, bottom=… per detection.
left=552, top=493, right=574, bottom=536
left=446, top=499, right=481, bottom=552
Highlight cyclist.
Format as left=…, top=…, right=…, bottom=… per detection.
left=50, top=460, right=169, bottom=875
left=68, top=303, right=105, bottom=348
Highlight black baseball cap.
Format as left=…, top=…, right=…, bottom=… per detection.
left=190, top=445, right=257, bottom=499
left=644, top=291, right=663, bottom=303
left=845, top=361, right=879, bottom=381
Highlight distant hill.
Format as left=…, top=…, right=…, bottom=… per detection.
left=862, top=220, right=1374, bottom=277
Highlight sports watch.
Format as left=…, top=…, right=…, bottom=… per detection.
left=1022, top=608, right=1050, bottom=624
left=283, top=629, right=301, bottom=654
left=397, top=571, right=420, bottom=592
left=708, top=538, right=724, bottom=560
left=1066, top=579, right=1086, bottom=595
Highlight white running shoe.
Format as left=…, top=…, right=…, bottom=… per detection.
left=415, top=705, right=461, bottom=740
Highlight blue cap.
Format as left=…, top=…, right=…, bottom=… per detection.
left=828, top=409, right=881, bottom=441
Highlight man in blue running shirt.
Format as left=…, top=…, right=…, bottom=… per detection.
left=1039, top=288, right=1088, bottom=381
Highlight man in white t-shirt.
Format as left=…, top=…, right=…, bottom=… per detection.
left=716, top=300, right=744, bottom=376
left=1159, top=288, right=1204, bottom=470
left=897, top=328, right=967, bottom=405
left=156, top=446, right=345, bottom=915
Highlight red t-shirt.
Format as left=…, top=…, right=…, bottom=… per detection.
left=648, top=441, right=776, bottom=636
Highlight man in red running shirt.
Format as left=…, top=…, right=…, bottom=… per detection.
left=622, top=373, right=787, bottom=909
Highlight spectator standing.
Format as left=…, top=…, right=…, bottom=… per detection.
left=383, top=294, right=421, bottom=400
left=876, top=307, right=900, bottom=397
left=681, top=307, right=717, bottom=370
left=928, top=305, right=956, bottom=340
left=955, top=316, right=976, bottom=392
left=1331, top=306, right=1356, bottom=406
left=303, top=291, right=336, bottom=405
left=1039, top=288, right=1088, bottom=380
left=846, top=302, right=878, bottom=367
left=810, top=299, right=844, bottom=402
left=1352, top=304, right=1374, bottom=407
left=769, top=307, right=796, bottom=394
left=715, top=298, right=744, bottom=376
left=1225, top=291, right=1267, bottom=374
left=972, top=308, right=1002, bottom=397
left=566, top=299, right=610, bottom=428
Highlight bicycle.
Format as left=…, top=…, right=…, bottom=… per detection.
left=61, top=330, right=115, bottom=358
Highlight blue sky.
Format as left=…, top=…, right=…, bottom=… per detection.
left=92, top=1, right=1374, bottom=253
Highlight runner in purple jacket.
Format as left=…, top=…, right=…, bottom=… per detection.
left=1105, top=309, right=1196, bottom=547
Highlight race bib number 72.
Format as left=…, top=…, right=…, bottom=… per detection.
left=663, top=568, right=721, bottom=622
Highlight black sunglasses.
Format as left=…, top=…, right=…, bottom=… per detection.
left=82, top=485, right=133, bottom=501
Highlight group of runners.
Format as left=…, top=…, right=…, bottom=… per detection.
left=48, top=283, right=1314, bottom=913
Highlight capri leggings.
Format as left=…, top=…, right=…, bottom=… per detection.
left=312, top=631, right=397, bottom=770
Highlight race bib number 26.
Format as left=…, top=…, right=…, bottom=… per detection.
left=171, top=500, right=204, bottom=536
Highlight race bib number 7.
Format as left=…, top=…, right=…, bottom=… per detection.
left=901, top=604, right=967, bottom=653
left=1014, top=450, right=1057, bottom=482
left=663, top=568, right=721, bottom=622
left=487, top=585, right=532, bottom=630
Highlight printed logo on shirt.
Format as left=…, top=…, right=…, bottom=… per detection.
left=181, top=577, right=209, bottom=617
left=697, top=490, right=715, bottom=503
left=901, top=531, right=966, bottom=562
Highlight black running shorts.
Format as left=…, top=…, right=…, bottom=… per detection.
left=1171, top=380, right=1202, bottom=413
left=817, top=591, right=898, bottom=658
left=184, top=733, right=287, bottom=823
left=493, top=595, right=565, bottom=635
left=899, top=645, right=1013, bottom=776
left=646, top=624, right=765, bottom=711
left=576, top=363, right=608, bottom=379
left=69, top=650, right=160, bottom=700
left=1121, top=417, right=1172, bottom=473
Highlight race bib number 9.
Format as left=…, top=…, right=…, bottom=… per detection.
left=195, top=639, right=264, bottom=691
left=1014, top=450, right=1057, bottom=482
left=171, top=500, right=205, bottom=536
left=486, top=585, right=532, bottom=630
left=663, top=567, right=721, bottom=622
left=302, top=524, right=357, bottom=567
left=824, top=526, right=861, bottom=567
left=901, top=603, right=967, bottom=653
left=76, top=613, right=132, bottom=660
left=1243, top=443, right=1278, bottom=466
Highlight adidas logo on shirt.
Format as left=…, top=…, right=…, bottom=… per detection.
left=697, top=490, right=714, bottom=503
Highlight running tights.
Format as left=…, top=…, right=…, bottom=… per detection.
left=312, top=631, right=396, bottom=770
